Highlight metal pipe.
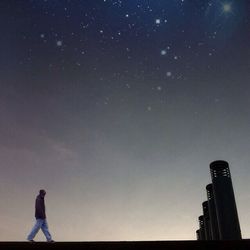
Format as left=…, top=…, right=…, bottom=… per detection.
left=202, top=201, right=212, bottom=240
left=198, top=215, right=206, bottom=240
left=206, top=184, right=220, bottom=240
left=210, top=160, right=241, bottom=240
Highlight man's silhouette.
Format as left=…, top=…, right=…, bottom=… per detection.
left=27, top=189, right=54, bottom=242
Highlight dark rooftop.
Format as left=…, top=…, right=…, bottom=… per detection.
left=1, top=240, right=250, bottom=250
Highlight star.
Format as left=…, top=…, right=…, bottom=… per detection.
left=166, top=71, right=172, bottom=77
left=222, top=3, right=232, bottom=13
left=161, top=50, right=167, bottom=56
left=56, top=40, right=63, bottom=47
left=155, top=19, right=161, bottom=24
left=147, top=106, right=152, bottom=111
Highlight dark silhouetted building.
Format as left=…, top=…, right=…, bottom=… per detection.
left=202, top=201, right=212, bottom=240
left=206, top=184, right=220, bottom=240
left=210, top=160, right=242, bottom=240
left=196, top=229, right=201, bottom=240
left=198, top=216, right=206, bottom=240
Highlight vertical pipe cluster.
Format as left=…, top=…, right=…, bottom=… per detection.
left=196, top=160, right=242, bottom=240
left=202, top=201, right=211, bottom=240
left=206, top=184, right=220, bottom=240
left=198, top=216, right=206, bottom=240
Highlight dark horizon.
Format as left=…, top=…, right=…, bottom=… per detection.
left=1, top=240, right=250, bottom=250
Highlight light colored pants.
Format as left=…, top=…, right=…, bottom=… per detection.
left=27, top=219, right=52, bottom=241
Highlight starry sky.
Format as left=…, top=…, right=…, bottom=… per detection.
left=1, top=0, right=250, bottom=241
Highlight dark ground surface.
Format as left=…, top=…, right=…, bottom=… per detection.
left=1, top=240, right=250, bottom=250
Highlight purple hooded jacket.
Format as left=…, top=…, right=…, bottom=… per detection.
left=35, top=194, right=46, bottom=219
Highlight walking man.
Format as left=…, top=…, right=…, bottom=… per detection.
left=27, top=189, right=54, bottom=242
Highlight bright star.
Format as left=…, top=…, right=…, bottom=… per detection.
left=161, top=50, right=167, bottom=55
left=222, top=3, right=232, bottom=13
left=155, top=19, right=161, bottom=24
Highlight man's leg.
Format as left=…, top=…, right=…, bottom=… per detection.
left=27, top=219, right=43, bottom=241
left=41, top=219, right=53, bottom=241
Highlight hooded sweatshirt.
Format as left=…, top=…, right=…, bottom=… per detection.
left=35, top=194, right=46, bottom=219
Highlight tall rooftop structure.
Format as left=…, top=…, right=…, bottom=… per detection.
left=197, top=160, right=242, bottom=240
left=198, top=216, right=206, bottom=240
left=210, top=160, right=241, bottom=240
left=202, top=201, right=212, bottom=240
left=206, top=184, right=220, bottom=240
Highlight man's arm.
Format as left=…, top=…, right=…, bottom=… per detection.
left=35, top=197, right=46, bottom=219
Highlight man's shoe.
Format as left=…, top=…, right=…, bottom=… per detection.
left=28, top=240, right=35, bottom=242
left=47, top=240, right=55, bottom=243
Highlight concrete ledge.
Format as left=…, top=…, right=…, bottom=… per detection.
left=1, top=240, right=250, bottom=250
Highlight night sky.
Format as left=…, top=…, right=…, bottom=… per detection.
left=1, top=0, right=250, bottom=241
